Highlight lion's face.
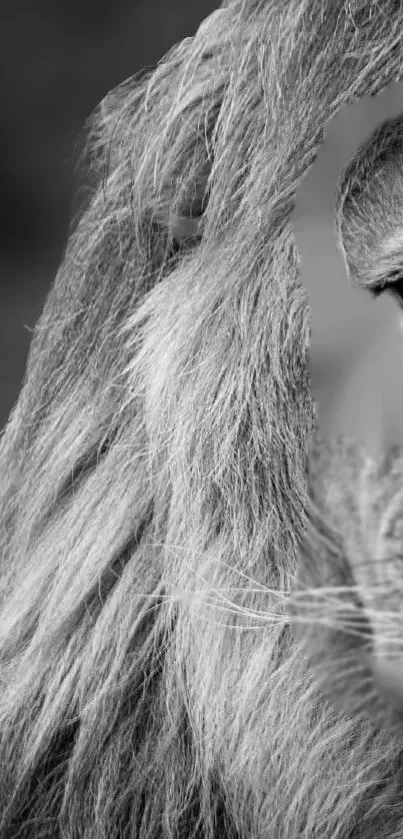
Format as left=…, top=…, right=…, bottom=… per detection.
left=290, top=99, right=403, bottom=744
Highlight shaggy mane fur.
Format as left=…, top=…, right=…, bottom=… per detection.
left=2, top=1, right=403, bottom=837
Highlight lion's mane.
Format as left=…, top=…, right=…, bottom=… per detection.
left=1, top=1, right=403, bottom=836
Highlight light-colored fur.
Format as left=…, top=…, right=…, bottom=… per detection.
left=1, top=1, right=403, bottom=836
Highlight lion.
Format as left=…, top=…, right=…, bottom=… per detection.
left=1, top=1, right=403, bottom=837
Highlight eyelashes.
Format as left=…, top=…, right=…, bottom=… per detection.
left=370, top=273, right=403, bottom=308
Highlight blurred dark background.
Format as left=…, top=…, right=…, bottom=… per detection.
left=0, top=0, right=217, bottom=432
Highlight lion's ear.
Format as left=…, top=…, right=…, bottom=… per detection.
left=157, top=159, right=210, bottom=246
left=168, top=213, right=203, bottom=244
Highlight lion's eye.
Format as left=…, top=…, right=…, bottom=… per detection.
left=390, top=276, right=403, bottom=306
left=370, top=274, right=403, bottom=307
